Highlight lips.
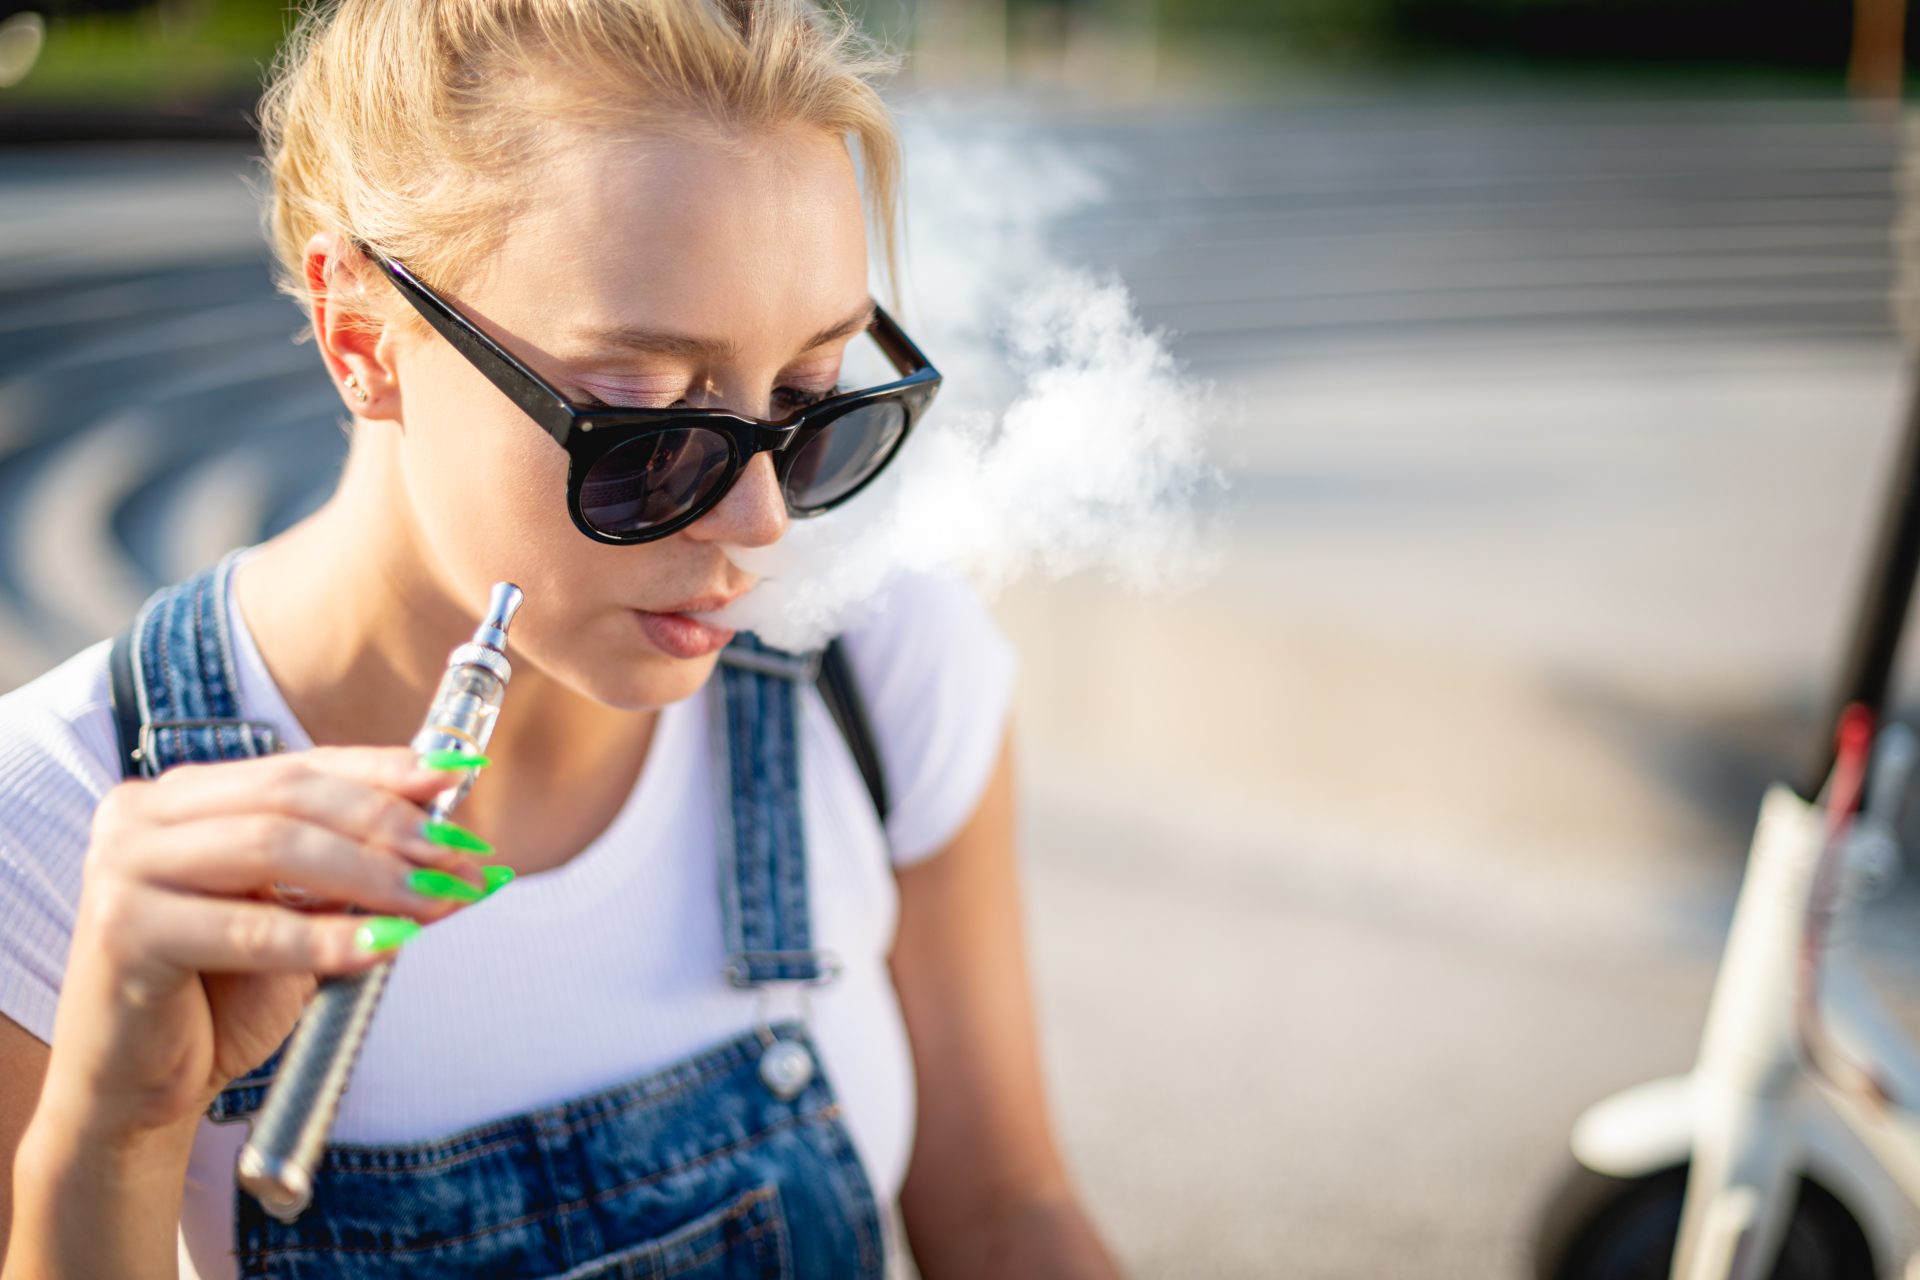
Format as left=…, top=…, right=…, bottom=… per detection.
left=629, top=587, right=743, bottom=660
left=632, top=608, right=735, bottom=659
left=648, top=592, right=740, bottom=616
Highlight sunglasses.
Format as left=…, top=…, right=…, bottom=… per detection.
left=356, top=242, right=941, bottom=545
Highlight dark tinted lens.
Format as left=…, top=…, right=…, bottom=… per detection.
left=783, top=402, right=907, bottom=511
left=579, top=428, right=733, bottom=536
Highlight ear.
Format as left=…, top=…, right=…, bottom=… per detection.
left=305, top=231, right=404, bottom=422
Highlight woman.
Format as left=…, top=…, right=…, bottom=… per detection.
left=0, top=1, right=1122, bottom=1276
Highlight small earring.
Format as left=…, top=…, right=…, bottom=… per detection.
left=344, top=373, right=369, bottom=403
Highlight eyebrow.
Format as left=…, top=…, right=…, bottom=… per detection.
left=563, top=302, right=875, bottom=364
left=803, top=302, right=878, bottom=352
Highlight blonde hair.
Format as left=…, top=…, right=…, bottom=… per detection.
left=256, top=0, right=902, bottom=344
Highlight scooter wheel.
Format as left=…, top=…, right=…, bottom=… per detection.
left=1531, top=1161, right=1876, bottom=1280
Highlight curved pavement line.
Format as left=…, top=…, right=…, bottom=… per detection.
left=13, top=404, right=176, bottom=641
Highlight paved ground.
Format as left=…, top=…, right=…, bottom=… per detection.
left=7, top=94, right=1920, bottom=1277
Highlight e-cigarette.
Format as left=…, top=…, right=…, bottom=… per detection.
left=235, top=582, right=524, bottom=1221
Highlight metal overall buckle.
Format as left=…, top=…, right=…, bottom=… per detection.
left=745, top=960, right=841, bottom=1101
left=716, top=646, right=823, bottom=682
left=135, top=717, right=285, bottom=777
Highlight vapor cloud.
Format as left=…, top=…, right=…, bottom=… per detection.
left=699, top=108, right=1223, bottom=651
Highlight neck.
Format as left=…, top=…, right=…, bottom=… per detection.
left=232, top=424, right=650, bottom=789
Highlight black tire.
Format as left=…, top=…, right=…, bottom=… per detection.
left=1532, top=1160, right=1878, bottom=1280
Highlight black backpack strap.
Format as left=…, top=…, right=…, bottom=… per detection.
left=107, top=626, right=144, bottom=782
left=816, top=637, right=890, bottom=825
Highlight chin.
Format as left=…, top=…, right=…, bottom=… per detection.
left=606, top=650, right=724, bottom=710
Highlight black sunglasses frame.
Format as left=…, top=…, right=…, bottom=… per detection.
left=354, top=241, right=942, bottom=545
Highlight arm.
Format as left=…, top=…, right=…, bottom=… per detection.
left=0, top=1014, right=49, bottom=1272
left=3, top=1008, right=195, bottom=1280
left=887, top=728, right=1125, bottom=1280
left=2, top=747, right=490, bottom=1279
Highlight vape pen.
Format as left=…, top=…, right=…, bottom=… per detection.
left=235, top=582, right=524, bottom=1221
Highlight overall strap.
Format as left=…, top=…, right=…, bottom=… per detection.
left=108, top=546, right=283, bottom=778
left=713, top=635, right=842, bottom=987
left=105, top=546, right=288, bottom=1122
left=714, top=638, right=888, bottom=824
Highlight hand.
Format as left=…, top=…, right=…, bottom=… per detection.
left=33, top=746, right=490, bottom=1147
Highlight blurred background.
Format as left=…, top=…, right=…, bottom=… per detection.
left=9, top=0, right=1920, bottom=1276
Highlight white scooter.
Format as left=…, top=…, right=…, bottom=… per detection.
left=1533, top=395, right=1920, bottom=1280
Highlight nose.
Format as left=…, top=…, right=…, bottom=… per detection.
left=682, top=449, right=787, bottom=549
left=678, top=379, right=789, bottom=549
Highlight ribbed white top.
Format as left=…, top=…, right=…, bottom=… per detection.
left=0, top=562, right=1016, bottom=1279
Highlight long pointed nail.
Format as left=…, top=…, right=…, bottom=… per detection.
left=407, top=868, right=485, bottom=903
left=482, top=865, right=516, bottom=895
left=420, top=748, right=490, bottom=771
left=355, top=917, right=422, bottom=952
left=420, top=819, right=493, bottom=854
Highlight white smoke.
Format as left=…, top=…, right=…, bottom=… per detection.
left=698, top=107, right=1224, bottom=651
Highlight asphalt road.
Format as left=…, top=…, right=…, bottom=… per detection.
left=6, top=94, right=1920, bottom=1278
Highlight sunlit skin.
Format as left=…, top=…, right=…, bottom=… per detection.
left=0, top=121, right=1123, bottom=1278
left=246, top=124, right=875, bottom=869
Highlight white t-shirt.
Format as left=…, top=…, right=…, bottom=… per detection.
left=0, top=553, right=1015, bottom=1280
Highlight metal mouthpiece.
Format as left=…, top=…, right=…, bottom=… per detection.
left=449, top=582, right=524, bottom=682
left=475, top=582, right=524, bottom=652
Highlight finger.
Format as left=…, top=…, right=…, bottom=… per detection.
left=136, top=751, right=490, bottom=883
left=149, top=746, right=472, bottom=818
left=279, top=747, right=496, bottom=874
left=113, top=890, right=417, bottom=980
left=310, top=743, right=491, bottom=799
left=132, top=813, right=483, bottom=919
left=248, top=883, right=347, bottom=914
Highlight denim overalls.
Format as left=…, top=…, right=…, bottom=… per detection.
left=120, top=548, right=888, bottom=1279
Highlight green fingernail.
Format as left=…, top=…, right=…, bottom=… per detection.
left=354, top=917, right=421, bottom=952
left=420, top=749, right=490, bottom=771
left=482, top=865, right=516, bottom=894
left=407, top=868, right=485, bottom=903
left=420, top=819, right=493, bottom=854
